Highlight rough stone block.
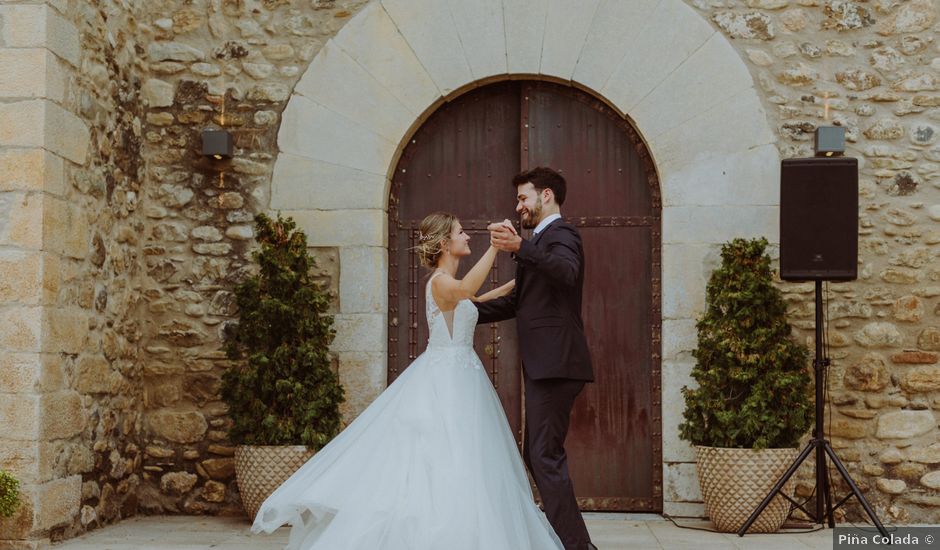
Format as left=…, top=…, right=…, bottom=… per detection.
left=270, top=153, right=387, bottom=211
left=633, top=35, right=753, bottom=142
left=0, top=5, right=78, bottom=67
left=0, top=440, right=38, bottom=483
left=147, top=410, right=208, bottom=444
left=278, top=94, right=395, bottom=176
left=339, top=247, right=387, bottom=314
left=332, top=2, right=440, bottom=116
left=43, top=101, right=89, bottom=166
left=661, top=243, right=718, bottom=320
left=0, top=101, right=88, bottom=165
left=0, top=306, right=42, bottom=353
left=381, top=0, right=472, bottom=95
left=876, top=410, right=937, bottom=439
left=43, top=197, right=88, bottom=259
left=330, top=314, right=386, bottom=353
left=650, top=91, right=774, bottom=179
left=0, top=99, right=45, bottom=147
left=285, top=209, right=385, bottom=248
left=663, top=462, right=702, bottom=502
left=42, top=309, right=88, bottom=355
left=0, top=149, right=64, bottom=195
left=663, top=205, right=779, bottom=245
left=503, top=0, right=547, bottom=74
left=0, top=50, right=47, bottom=99
left=0, top=5, right=45, bottom=48
left=572, top=0, right=660, bottom=93
left=34, top=475, right=81, bottom=531
left=0, top=353, right=40, bottom=394
left=74, top=356, right=122, bottom=395
left=659, top=144, right=779, bottom=208
left=39, top=391, right=84, bottom=440
left=601, top=0, right=712, bottom=112
left=662, top=319, right=696, bottom=362
left=0, top=193, right=43, bottom=250
left=0, top=251, right=42, bottom=304
left=446, top=0, right=507, bottom=81
left=0, top=394, right=40, bottom=440
left=539, top=0, right=601, bottom=80
left=40, top=252, right=60, bottom=308
left=661, top=361, right=696, bottom=463
left=294, top=41, right=415, bottom=144
left=337, top=351, right=387, bottom=421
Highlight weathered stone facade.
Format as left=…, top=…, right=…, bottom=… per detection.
left=1, top=1, right=143, bottom=547
left=0, top=0, right=366, bottom=547
left=0, top=0, right=938, bottom=546
left=699, top=0, right=940, bottom=525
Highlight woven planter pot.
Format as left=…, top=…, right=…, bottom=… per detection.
left=234, top=445, right=315, bottom=521
left=695, top=445, right=798, bottom=533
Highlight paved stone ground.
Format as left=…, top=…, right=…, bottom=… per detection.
left=48, top=514, right=839, bottom=549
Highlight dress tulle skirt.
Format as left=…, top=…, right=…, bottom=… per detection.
left=250, top=345, right=563, bottom=550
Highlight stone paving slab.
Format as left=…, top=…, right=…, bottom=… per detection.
left=45, top=514, right=840, bottom=549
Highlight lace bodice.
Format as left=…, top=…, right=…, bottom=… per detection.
left=426, top=272, right=479, bottom=349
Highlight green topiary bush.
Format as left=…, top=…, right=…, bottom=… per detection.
left=679, top=237, right=813, bottom=450
left=0, top=470, right=20, bottom=519
left=221, top=213, right=345, bottom=450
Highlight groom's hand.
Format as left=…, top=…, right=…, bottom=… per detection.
left=490, top=226, right=521, bottom=253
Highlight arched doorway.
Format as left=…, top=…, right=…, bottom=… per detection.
left=388, top=80, right=662, bottom=512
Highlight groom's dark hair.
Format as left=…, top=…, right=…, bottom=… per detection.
left=512, top=167, right=567, bottom=206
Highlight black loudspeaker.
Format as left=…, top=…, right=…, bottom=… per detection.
left=780, top=157, right=858, bottom=281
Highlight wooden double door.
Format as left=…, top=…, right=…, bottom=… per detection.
left=388, top=81, right=662, bottom=511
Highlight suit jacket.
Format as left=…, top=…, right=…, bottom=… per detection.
left=475, top=218, right=594, bottom=381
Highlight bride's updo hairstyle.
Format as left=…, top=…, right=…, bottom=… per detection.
left=416, top=211, right=457, bottom=268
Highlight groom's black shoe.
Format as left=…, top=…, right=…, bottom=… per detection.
left=586, top=543, right=598, bottom=550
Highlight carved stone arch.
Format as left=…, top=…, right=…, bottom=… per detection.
left=270, top=0, right=778, bottom=516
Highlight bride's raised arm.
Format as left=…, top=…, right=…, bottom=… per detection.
left=432, top=245, right=499, bottom=304
left=471, top=279, right=514, bottom=302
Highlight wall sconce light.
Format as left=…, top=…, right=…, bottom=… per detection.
left=814, top=126, right=845, bottom=158
left=201, top=128, right=233, bottom=160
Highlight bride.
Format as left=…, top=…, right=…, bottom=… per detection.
left=251, top=211, right=564, bottom=550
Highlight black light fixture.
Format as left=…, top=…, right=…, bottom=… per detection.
left=814, top=126, right=845, bottom=157
left=201, top=128, right=233, bottom=160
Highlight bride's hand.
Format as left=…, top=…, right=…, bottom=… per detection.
left=486, top=219, right=517, bottom=235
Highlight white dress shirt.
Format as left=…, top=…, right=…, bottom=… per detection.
left=532, top=213, right=562, bottom=235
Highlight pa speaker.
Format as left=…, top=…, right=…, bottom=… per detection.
left=780, top=157, right=858, bottom=281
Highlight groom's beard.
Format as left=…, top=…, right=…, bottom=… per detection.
left=521, top=201, right=542, bottom=229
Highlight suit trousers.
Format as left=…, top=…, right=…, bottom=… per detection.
left=523, top=372, right=591, bottom=550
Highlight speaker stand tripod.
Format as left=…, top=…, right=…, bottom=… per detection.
left=737, top=281, right=888, bottom=538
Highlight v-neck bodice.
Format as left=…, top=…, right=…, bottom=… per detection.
left=425, top=272, right=478, bottom=349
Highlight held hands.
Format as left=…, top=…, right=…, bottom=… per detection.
left=487, top=219, right=522, bottom=253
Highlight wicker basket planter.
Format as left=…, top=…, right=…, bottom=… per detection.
left=695, top=445, right=798, bottom=533
left=234, top=445, right=315, bottom=521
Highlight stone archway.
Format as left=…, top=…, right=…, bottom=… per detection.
left=269, top=0, right=778, bottom=516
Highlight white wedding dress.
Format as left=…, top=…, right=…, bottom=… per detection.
left=251, top=272, right=563, bottom=550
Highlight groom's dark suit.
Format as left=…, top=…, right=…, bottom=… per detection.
left=475, top=217, right=594, bottom=550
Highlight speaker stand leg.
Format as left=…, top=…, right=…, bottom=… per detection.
left=738, top=281, right=887, bottom=538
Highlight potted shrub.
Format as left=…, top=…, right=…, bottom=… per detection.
left=0, top=470, right=20, bottom=520
left=221, top=213, right=345, bottom=520
left=679, top=237, right=812, bottom=533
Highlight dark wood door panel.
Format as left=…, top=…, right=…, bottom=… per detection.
left=389, top=80, right=662, bottom=512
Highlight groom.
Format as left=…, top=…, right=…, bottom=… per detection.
left=475, top=167, right=596, bottom=550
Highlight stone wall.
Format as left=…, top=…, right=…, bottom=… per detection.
left=688, top=0, right=940, bottom=524
left=130, top=0, right=367, bottom=518
left=0, top=0, right=144, bottom=546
